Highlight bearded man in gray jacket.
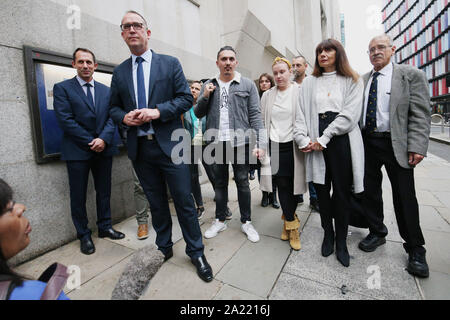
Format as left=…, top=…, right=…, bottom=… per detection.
left=359, top=34, right=431, bottom=278
left=195, top=46, right=266, bottom=243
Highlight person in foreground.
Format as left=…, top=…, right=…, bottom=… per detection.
left=109, top=10, right=212, bottom=282
left=359, top=34, right=431, bottom=278
left=294, top=39, right=365, bottom=267
left=260, top=57, right=306, bottom=251
left=0, top=179, right=69, bottom=300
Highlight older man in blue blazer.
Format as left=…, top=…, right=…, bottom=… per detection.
left=109, top=11, right=212, bottom=282
left=53, top=48, right=124, bottom=255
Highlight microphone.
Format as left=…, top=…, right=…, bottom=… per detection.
left=111, top=245, right=165, bottom=300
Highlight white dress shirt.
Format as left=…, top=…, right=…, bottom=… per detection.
left=363, top=62, right=393, bottom=132
left=76, top=76, right=95, bottom=104
left=131, top=49, right=155, bottom=136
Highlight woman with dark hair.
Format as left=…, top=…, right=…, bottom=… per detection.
left=256, top=73, right=280, bottom=209
left=294, top=39, right=364, bottom=267
left=0, top=179, right=69, bottom=299
left=260, top=58, right=307, bottom=251
left=258, top=73, right=275, bottom=98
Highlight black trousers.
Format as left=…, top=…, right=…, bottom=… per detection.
left=362, top=135, right=425, bottom=254
left=274, top=176, right=297, bottom=221
left=212, top=142, right=252, bottom=223
left=66, top=156, right=113, bottom=240
left=314, top=113, right=353, bottom=245
left=133, top=138, right=204, bottom=259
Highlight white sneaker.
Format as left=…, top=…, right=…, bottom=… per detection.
left=204, top=219, right=227, bottom=239
left=241, top=221, right=260, bottom=243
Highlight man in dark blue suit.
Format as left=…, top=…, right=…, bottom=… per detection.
left=53, top=48, right=125, bottom=255
left=109, top=11, right=212, bottom=282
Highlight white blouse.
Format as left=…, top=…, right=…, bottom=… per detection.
left=270, top=85, right=294, bottom=143
left=315, top=71, right=343, bottom=114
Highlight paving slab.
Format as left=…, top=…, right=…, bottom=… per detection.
left=431, top=191, right=450, bottom=209
left=99, top=215, right=185, bottom=251
left=282, top=224, right=422, bottom=300
left=435, top=206, right=450, bottom=225
left=416, top=190, right=445, bottom=207
left=418, top=270, right=450, bottom=300
left=15, top=238, right=134, bottom=293
left=269, top=272, right=376, bottom=300
left=415, top=177, right=450, bottom=192
left=214, top=284, right=265, bottom=300
left=419, top=205, right=450, bottom=233
left=140, top=261, right=223, bottom=300
left=169, top=223, right=247, bottom=274
left=422, top=229, right=450, bottom=275
left=68, top=255, right=132, bottom=300
left=215, top=235, right=291, bottom=298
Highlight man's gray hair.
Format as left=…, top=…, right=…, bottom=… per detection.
left=371, top=34, right=394, bottom=46
left=122, top=10, right=148, bottom=27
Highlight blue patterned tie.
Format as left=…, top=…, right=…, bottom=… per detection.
left=85, top=83, right=95, bottom=110
left=136, top=57, right=150, bottom=132
left=365, top=72, right=381, bottom=133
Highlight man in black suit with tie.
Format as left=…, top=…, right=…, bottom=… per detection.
left=109, top=11, right=212, bottom=282
left=53, top=48, right=125, bottom=255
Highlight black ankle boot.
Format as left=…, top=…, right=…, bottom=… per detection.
left=272, top=192, right=280, bottom=209
left=261, top=192, right=269, bottom=207
left=336, top=241, right=350, bottom=267
left=322, top=230, right=335, bottom=257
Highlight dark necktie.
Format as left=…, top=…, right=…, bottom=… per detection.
left=85, top=83, right=95, bottom=110
left=365, top=72, right=381, bottom=133
left=136, top=56, right=150, bottom=132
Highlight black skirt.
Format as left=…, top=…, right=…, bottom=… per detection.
left=270, top=140, right=294, bottom=177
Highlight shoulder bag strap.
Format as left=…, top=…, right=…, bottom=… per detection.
left=0, top=281, right=12, bottom=300
left=39, top=263, right=69, bottom=300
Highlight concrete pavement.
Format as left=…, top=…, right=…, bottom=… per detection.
left=14, top=152, right=450, bottom=300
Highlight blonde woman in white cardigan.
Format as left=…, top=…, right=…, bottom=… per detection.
left=294, top=39, right=364, bottom=267
left=260, top=57, right=307, bottom=251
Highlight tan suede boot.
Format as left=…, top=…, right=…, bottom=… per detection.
left=285, top=215, right=301, bottom=251
left=281, top=214, right=289, bottom=241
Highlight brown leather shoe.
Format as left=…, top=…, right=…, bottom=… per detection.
left=137, top=224, right=149, bottom=240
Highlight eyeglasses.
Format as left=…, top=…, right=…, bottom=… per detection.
left=120, top=23, right=145, bottom=32
left=368, top=45, right=392, bottom=55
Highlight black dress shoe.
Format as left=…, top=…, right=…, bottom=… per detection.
left=163, top=248, right=173, bottom=262
left=261, top=192, right=269, bottom=207
left=336, top=245, right=350, bottom=267
left=191, top=255, right=213, bottom=282
left=407, top=251, right=429, bottom=278
left=80, top=237, right=95, bottom=255
left=98, top=228, right=125, bottom=240
left=358, top=233, right=386, bottom=252
left=321, top=231, right=335, bottom=257
left=297, top=194, right=304, bottom=204
left=310, top=198, right=320, bottom=213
